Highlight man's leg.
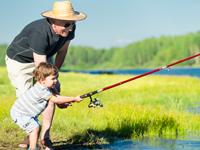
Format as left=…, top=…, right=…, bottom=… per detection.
left=40, top=101, right=55, bottom=149
left=40, top=78, right=60, bottom=149
left=5, top=56, right=35, bottom=98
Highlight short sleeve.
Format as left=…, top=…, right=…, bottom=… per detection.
left=41, top=88, right=53, bottom=101
left=28, top=31, right=48, bottom=55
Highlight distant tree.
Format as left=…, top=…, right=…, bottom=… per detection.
left=1, top=32, right=200, bottom=69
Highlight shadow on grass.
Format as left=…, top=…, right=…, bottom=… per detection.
left=53, top=120, right=136, bottom=150
left=53, top=117, right=178, bottom=150
left=53, top=128, right=129, bottom=150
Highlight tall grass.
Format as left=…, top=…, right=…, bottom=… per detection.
left=0, top=67, right=200, bottom=148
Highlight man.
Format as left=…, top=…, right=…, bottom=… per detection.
left=5, top=1, right=86, bottom=149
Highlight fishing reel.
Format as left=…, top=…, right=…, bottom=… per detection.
left=80, top=90, right=103, bottom=108
left=88, top=96, right=103, bottom=108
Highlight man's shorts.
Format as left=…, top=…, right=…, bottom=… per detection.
left=5, top=55, right=61, bottom=97
left=5, top=55, right=35, bottom=98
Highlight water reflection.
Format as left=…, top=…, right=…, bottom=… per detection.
left=101, top=138, right=200, bottom=150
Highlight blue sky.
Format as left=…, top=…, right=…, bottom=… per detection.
left=1, top=0, right=200, bottom=48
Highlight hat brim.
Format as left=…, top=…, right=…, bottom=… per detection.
left=41, top=11, right=87, bottom=21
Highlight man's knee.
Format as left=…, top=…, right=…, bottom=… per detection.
left=42, top=101, right=55, bottom=119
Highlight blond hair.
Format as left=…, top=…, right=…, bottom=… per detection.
left=33, top=62, right=58, bottom=81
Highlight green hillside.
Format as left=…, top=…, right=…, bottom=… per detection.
left=1, top=32, right=200, bottom=69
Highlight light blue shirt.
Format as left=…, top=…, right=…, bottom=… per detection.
left=11, top=82, right=52, bottom=117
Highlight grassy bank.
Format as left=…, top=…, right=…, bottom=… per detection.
left=0, top=67, right=200, bottom=148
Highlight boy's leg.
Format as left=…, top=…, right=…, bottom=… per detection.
left=29, top=126, right=40, bottom=150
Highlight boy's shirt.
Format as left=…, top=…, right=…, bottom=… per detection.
left=11, top=82, right=52, bottom=117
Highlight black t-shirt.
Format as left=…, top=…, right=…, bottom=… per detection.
left=7, top=18, right=75, bottom=63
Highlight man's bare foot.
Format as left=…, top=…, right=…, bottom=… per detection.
left=18, top=135, right=29, bottom=148
left=40, top=138, right=53, bottom=150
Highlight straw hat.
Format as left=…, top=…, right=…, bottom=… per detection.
left=41, top=0, right=87, bottom=21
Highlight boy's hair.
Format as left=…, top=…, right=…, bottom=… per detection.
left=33, top=62, right=58, bottom=81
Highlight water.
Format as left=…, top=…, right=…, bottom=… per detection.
left=62, top=68, right=200, bottom=78
left=100, top=138, right=200, bottom=150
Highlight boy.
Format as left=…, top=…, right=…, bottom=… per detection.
left=10, top=62, right=82, bottom=150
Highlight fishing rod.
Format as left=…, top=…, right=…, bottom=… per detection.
left=80, top=53, right=200, bottom=108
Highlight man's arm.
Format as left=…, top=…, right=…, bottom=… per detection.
left=55, top=41, right=70, bottom=69
left=33, top=52, right=47, bottom=66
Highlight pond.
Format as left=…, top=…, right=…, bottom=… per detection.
left=100, top=137, right=200, bottom=150
left=53, top=137, right=200, bottom=150
left=62, top=68, right=200, bottom=78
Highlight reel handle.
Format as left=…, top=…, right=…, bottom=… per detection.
left=80, top=90, right=98, bottom=99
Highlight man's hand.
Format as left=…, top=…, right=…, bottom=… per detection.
left=33, top=52, right=47, bottom=66
left=56, top=103, right=72, bottom=109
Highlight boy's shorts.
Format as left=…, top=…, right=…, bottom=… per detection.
left=10, top=108, right=40, bottom=134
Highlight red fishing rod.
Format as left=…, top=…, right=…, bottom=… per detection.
left=80, top=53, right=200, bottom=107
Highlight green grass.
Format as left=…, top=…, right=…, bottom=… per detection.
left=1, top=67, right=200, bottom=148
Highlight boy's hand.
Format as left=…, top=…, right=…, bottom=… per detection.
left=75, top=96, right=82, bottom=102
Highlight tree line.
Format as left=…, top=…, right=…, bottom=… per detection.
left=1, top=32, right=200, bottom=69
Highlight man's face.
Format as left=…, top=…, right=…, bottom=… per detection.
left=52, top=20, right=75, bottom=37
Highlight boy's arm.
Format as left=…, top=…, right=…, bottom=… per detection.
left=49, top=94, right=82, bottom=104
left=50, top=87, right=73, bottom=108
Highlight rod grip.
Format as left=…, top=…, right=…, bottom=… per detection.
left=80, top=90, right=98, bottom=99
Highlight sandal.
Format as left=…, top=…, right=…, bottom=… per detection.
left=18, top=135, right=29, bottom=148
